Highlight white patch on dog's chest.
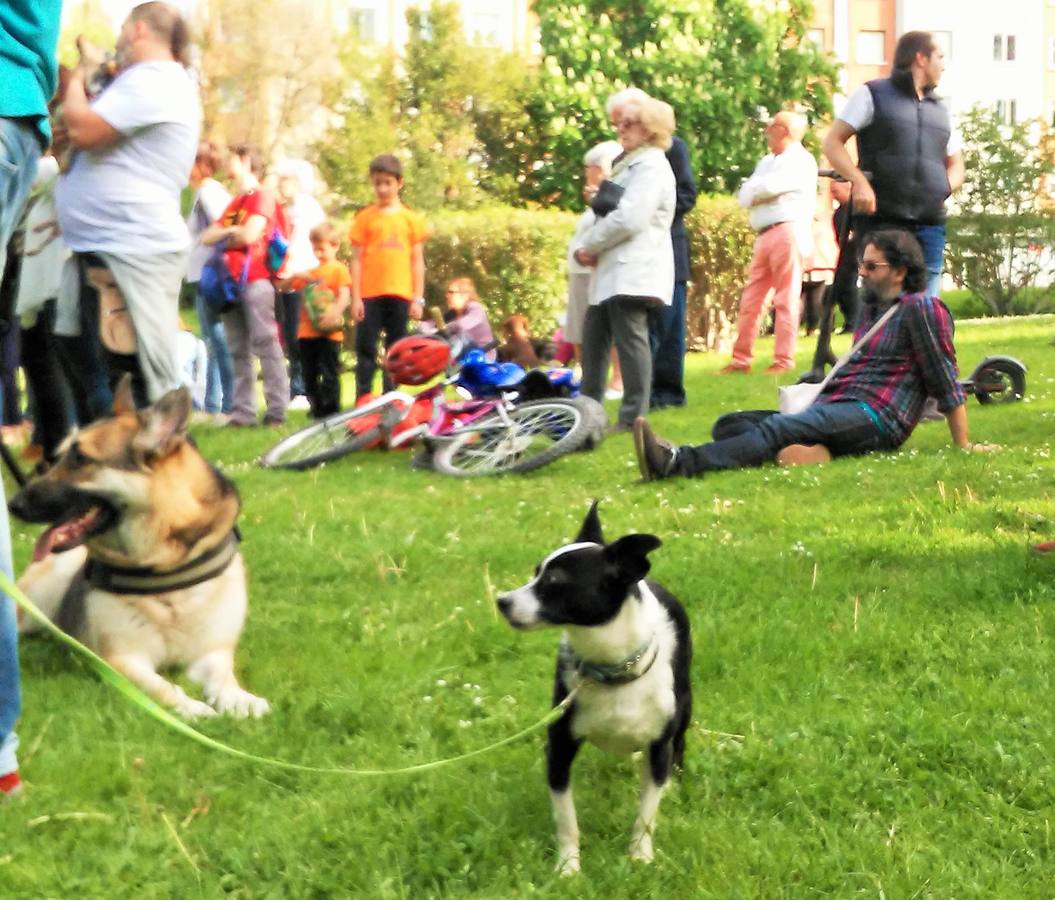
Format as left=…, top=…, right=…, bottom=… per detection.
left=568, top=643, right=677, bottom=755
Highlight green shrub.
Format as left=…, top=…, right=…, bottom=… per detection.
left=424, top=206, right=578, bottom=334
left=421, top=199, right=754, bottom=346
left=684, top=196, right=753, bottom=349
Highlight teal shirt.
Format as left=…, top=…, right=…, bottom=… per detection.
left=0, top=1, right=62, bottom=147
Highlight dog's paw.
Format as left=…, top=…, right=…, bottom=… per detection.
left=628, top=833, right=654, bottom=864
left=213, top=688, right=271, bottom=718
left=175, top=696, right=220, bottom=720
left=555, top=853, right=581, bottom=877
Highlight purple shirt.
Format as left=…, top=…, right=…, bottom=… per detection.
left=420, top=300, right=494, bottom=348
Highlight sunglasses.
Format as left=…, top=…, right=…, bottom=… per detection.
left=858, top=260, right=891, bottom=272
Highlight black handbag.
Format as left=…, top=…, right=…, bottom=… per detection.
left=590, top=179, right=625, bottom=217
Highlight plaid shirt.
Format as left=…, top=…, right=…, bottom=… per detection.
left=819, top=293, right=965, bottom=444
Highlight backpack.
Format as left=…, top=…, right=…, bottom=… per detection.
left=265, top=204, right=291, bottom=276
left=198, top=239, right=249, bottom=314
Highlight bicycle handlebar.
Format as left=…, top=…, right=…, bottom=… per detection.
left=818, top=168, right=873, bottom=183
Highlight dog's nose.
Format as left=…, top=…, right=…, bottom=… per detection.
left=497, top=595, right=513, bottom=615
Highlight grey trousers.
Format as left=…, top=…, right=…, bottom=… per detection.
left=222, top=278, right=289, bottom=424
left=581, top=295, right=655, bottom=426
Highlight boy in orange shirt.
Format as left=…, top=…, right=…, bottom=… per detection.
left=348, top=154, right=429, bottom=399
left=284, top=222, right=352, bottom=418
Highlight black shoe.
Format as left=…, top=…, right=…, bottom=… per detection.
left=632, top=417, right=678, bottom=482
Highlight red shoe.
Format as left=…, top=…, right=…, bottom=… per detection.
left=1030, top=540, right=1055, bottom=556
left=763, top=364, right=793, bottom=375
left=0, top=770, right=22, bottom=799
left=717, top=364, right=751, bottom=375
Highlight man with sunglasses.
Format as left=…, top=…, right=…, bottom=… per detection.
left=633, top=229, right=995, bottom=481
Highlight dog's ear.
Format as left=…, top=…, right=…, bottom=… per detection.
left=112, top=374, right=137, bottom=416
left=576, top=500, right=604, bottom=544
left=133, top=387, right=192, bottom=460
left=605, top=533, right=661, bottom=583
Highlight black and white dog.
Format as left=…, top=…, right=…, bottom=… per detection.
left=497, top=503, right=692, bottom=875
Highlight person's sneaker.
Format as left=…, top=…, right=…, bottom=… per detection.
left=604, top=387, right=624, bottom=400
left=632, top=417, right=678, bottom=482
left=262, top=415, right=286, bottom=428
left=0, top=770, right=23, bottom=800
left=288, top=395, right=311, bottom=412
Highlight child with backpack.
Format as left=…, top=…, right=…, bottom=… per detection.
left=281, top=222, right=352, bottom=418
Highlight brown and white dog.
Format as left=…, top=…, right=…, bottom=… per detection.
left=9, top=379, right=268, bottom=719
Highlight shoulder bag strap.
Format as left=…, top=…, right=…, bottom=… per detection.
left=816, top=301, right=901, bottom=392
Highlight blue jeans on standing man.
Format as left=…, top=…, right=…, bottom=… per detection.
left=913, top=223, right=946, bottom=299
left=648, top=280, right=687, bottom=409
left=195, top=287, right=234, bottom=414
left=0, top=118, right=41, bottom=777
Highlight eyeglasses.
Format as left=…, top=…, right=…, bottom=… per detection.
left=616, top=119, right=641, bottom=130
left=446, top=289, right=464, bottom=296
left=858, top=260, right=891, bottom=273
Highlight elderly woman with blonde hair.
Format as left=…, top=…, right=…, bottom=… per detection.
left=574, top=94, right=676, bottom=432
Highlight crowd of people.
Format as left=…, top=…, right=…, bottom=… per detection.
left=0, top=0, right=1007, bottom=802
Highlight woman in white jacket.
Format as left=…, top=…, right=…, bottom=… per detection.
left=574, top=95, right=676, bottom=431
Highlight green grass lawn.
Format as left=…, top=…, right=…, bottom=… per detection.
left=4, top=316, right=1055, bottom=898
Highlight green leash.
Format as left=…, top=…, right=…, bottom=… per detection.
left=0, top=571, right=573, bottom=776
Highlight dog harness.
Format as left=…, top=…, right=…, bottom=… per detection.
left=84, top=529, right=241, bottom=595
left=560, top=634, right=660, bottom=686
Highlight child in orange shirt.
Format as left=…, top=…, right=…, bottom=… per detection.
left=284, top=222, right=352, bottom=418
left=348, top=154, right=429, bottom=400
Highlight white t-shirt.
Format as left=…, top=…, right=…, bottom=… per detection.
left=738, top=142, right=818, bottom=256
left=185, top=177, right=232, bottom=282
left=837, top=84, right=962, bottom=156
left=16, top=156, right=70, bottom=320
left=283, top=193, right=327, bottom=275
left=56, top=60, right=201, bottom=254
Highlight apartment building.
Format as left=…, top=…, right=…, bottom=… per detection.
left=810, top=0, right=1051, bottom=126
left=324, top=0, right=537, bottom=55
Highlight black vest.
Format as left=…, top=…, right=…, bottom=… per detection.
left=857, top=72, right=951, bottom=225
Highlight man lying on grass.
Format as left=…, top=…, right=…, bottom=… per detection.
left=633, top=228, right=997, bottom=481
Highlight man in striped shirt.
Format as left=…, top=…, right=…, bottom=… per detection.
left=634, top=229, right=996, bottom=481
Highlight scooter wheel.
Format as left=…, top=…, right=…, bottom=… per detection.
left=974, top=359, right=1026, bottom=405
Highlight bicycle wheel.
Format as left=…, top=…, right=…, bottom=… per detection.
left=259, top=397, right=407, bottom=470
left=431, top=398, right=590, bottom=477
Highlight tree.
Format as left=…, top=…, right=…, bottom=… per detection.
left=315, top=1, right=532, bottom=212
left=193, top=0, right=344, bottom=158
left=57, top=0, right=115, bottom=68
left=946, top=108, right=1055, bottom=315
left=521, top=0, right=837, bottom=206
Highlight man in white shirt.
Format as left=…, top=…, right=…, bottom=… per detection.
left=56, top=1, right=200, bottom=406
left=721, top=111, right=817, bottom=375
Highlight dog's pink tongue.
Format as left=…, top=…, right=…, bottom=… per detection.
left=32, top=526, right=63, bottom=563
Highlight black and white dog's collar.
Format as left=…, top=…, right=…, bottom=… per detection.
left=561, top=635, right=660, bottom=686
left=86, top=528, right=241, bottom=595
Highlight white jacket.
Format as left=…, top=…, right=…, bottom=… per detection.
left=580, top=146, right=676, bottom=306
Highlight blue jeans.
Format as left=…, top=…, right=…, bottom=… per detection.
left=913, top=223, right=946, bottom=298
left=196, top=288, right=234, bottom=414
left=674, top=400, right=896, bottom=476
left=0, top=118, right=41, bottom=775
left=277, top=291, right=305, bottom=398
left=648, top=281, right=687, bottom=408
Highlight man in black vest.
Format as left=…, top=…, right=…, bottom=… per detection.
left=823, top=31, right=964, bottom=302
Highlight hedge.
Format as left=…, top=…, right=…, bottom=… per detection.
left=424, top=198, right=754, bottom=348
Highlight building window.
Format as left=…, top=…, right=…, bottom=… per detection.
left=349, top=9, right=376, bottom=41
left=856, top=31, right=885, bottom=66
left=932, top=31, right=952, bottom=61
left=1007, top=35, right=1016, bottom=61
left=995, top=99, right=1018, bottom=125
left=993, top=34, right=1003, bottom=61
left=465, top=12, right=503, bottom=47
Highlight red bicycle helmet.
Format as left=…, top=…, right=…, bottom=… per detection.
left=384, top=336, right=451, bottom=386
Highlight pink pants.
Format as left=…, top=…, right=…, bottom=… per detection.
left=731, top=222, right=802, bottom=368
